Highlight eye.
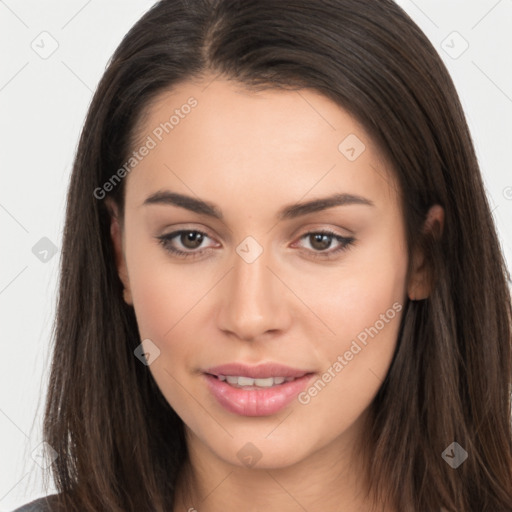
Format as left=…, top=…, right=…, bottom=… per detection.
left=156, top=229, right=217, bottom=259
left=156, top=228, right=355, bottom=260
left=293, top=230, right=355, bottom=259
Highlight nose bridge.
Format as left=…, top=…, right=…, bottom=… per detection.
left=217, top=238, right=289, bottom=340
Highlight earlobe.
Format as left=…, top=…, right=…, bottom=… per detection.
left=407, top=204, right=444, bottom=301
left=106, top=199, right=133, bottom=305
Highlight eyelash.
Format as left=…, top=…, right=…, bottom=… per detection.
left=156, top=229, right=355, bottom=260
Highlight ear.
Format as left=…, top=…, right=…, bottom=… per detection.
left=105, top=198, right=133, bottom=305
left=407, top=204, right=444, bottom=301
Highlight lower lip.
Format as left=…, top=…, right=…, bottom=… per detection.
left=204, top=373, right=315, bottom=416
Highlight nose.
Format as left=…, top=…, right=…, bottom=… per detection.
left=216, top=244, right=291, bottom=341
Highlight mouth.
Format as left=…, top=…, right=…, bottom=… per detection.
left=202, top=363, right=316, bottom=416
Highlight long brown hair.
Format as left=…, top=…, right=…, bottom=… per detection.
left=42, top=0, right=512, bottom=510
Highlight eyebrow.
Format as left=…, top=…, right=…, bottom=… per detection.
left=143, top=190, right=374, bottom=220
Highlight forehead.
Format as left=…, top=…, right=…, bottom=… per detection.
left=125, top=77, right=400, bottom=215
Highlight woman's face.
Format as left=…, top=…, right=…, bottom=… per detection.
left=111, top=77, right=415, bottom=470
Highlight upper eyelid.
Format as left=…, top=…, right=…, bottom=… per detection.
left=159, top=221, right=354, bottom=239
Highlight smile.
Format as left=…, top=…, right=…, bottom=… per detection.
left=203, top=370, right=315, bottom=416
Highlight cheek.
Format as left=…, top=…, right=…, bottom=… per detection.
left=298, top=236, right=407, bottom=414
left=293, top=230, right=407, bottom=400
left=294, top=230, right=408, bottom=344
left=124, top=239, right=218, bottom=393
left=125, top=235, right=216, bottom=341
left=125, top=248, right=209, bottom=419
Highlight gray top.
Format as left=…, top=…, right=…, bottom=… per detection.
left=11, top=494, right=448, bottom=511
left=11, top=494, right=58, bottom=512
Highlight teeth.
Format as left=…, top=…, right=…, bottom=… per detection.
left=217, top=375, right=294, bottom=387
left=236, top=376, right=255, bottom=386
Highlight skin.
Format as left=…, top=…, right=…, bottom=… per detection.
left=109, top=76, right=443, bottom=512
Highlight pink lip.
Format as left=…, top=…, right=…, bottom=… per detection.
left=203, top=363, right=316, bottom=416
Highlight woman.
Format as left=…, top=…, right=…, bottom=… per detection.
left=13, top=0, right=512, bottom=510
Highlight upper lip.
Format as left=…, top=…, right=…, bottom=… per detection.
left=204, top=363, right=314, bottom=379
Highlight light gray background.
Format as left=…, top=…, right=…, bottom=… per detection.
left=1, top=0, right=511, bottom=509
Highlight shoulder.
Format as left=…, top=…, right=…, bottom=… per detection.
left=11, top=494, right=60, bottom=512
